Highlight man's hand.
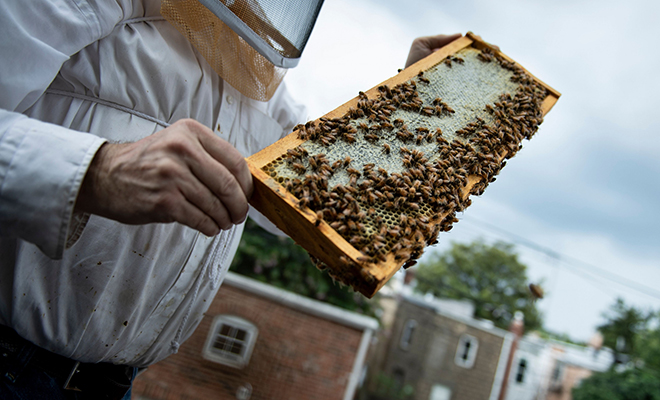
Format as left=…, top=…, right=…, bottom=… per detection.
left=405, top=33, right=462, bottom=68
left=75, top=119, right=253, bottom=236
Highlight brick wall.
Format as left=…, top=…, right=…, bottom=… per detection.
left=132, top=284, right=365, bottom=400
left=371, top=298, right=505, bottom=400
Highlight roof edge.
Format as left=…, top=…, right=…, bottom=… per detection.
left=224, top=272, right=379, bottom=331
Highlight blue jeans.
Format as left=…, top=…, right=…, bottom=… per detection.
left=0, top=342, right=137, bottom=400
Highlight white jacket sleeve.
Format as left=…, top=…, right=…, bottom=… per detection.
left=247, top=81, right=309, bottom=237
left=0, top=0, right=123, bottom=258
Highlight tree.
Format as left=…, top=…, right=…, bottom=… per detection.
left=572, top=367, right=660, bottom=400
left=597, top=298, right=652, bottom=361
left=636, top=319, right=660, bottom=371
left=414, top=240, right=542, bottom=331
left=230, top=218, right=376, bottom=316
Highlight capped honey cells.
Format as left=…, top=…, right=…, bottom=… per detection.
left=256, top=40, right=556, bottom=296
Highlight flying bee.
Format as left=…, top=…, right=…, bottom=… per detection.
left=529, top=283, right=544, bottom=302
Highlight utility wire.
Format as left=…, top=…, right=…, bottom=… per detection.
left=461, top=216, right=660, bottom=301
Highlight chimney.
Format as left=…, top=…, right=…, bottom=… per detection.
left=498, top=311, right=525, bottom=400
left=509, top=311, right=525, bottom=337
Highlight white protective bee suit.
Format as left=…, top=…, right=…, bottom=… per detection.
left=0, top=0, right=304, bottom=367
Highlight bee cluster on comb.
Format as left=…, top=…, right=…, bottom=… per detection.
left=248, top=34, right=559, bottom=297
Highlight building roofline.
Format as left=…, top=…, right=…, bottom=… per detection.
left=402, top=293, right=511, bottom=338
left=224, top=272, right=379, bottom=331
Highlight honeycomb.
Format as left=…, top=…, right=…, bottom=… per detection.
left=261, top=46, right=548, bottom=288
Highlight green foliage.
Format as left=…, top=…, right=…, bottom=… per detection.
left=572, top=367, right=660, bottom=400
left=231, top=218, right=376, bottom=316
left=414, top=240, right=542, bottom=331
left=597, top=298, right=652, bottom=357
left=373, top=373, right=415, bottom=400
left=637, top=321, right=660, bottom=371
left=537, top=329, right=586, bottom=346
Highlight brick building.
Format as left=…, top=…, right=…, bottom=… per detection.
left=132, top=272, right=378, bottom=400
left=364, top=291, right=513, bottom=400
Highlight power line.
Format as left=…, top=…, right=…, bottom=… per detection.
left=461, top=216, right=660, bottom=301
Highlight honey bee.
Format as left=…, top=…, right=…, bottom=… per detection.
left=292, top=163, right=306, bottom=174
left=529, top=283, right=544, bottom=301
left=387, top=228, right=400, bottom=237
left=383, top=143, right=391, bottom=154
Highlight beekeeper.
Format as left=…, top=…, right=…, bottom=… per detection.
left=0, top=0, right=459, bottom=397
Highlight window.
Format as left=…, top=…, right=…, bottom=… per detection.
left=515, top=358, right=527, bottom=383
left=400, top=319, right=417, bottom=350
left=202, top=315, right=258, bottom=368
left=429, top=384, right=452, bottom=400
left=454, top=334, right=479, bottom=369
left=551, top=361, right=564, bottom=383
left=549, top=361, right=564, bottom=392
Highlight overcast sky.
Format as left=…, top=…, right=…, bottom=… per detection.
left=283, top=0, right=660, bottom=342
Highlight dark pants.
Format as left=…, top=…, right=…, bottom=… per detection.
left=0, top=327, right=136, bottom=400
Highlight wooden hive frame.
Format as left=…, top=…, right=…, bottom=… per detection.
left=246, top=32, right=560, bottom=298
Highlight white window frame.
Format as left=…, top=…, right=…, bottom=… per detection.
left=400, top=319, right=418, bottom=350
left=454, top=334, right=479, bottom=369
left=202, top=315, right=258, bottom=369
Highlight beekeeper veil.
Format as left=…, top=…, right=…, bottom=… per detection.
left=162, top=0, right=323, bottom=101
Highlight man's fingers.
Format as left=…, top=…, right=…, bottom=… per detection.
left=166, top=193, right=221, bottom=236
left=422, top=33, right=462, bottom=51
left=185, top=148, right=250, bottom=225
left=194, top=124, right=253, bottom=198
left=179, top=177, right=234, bottom=230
